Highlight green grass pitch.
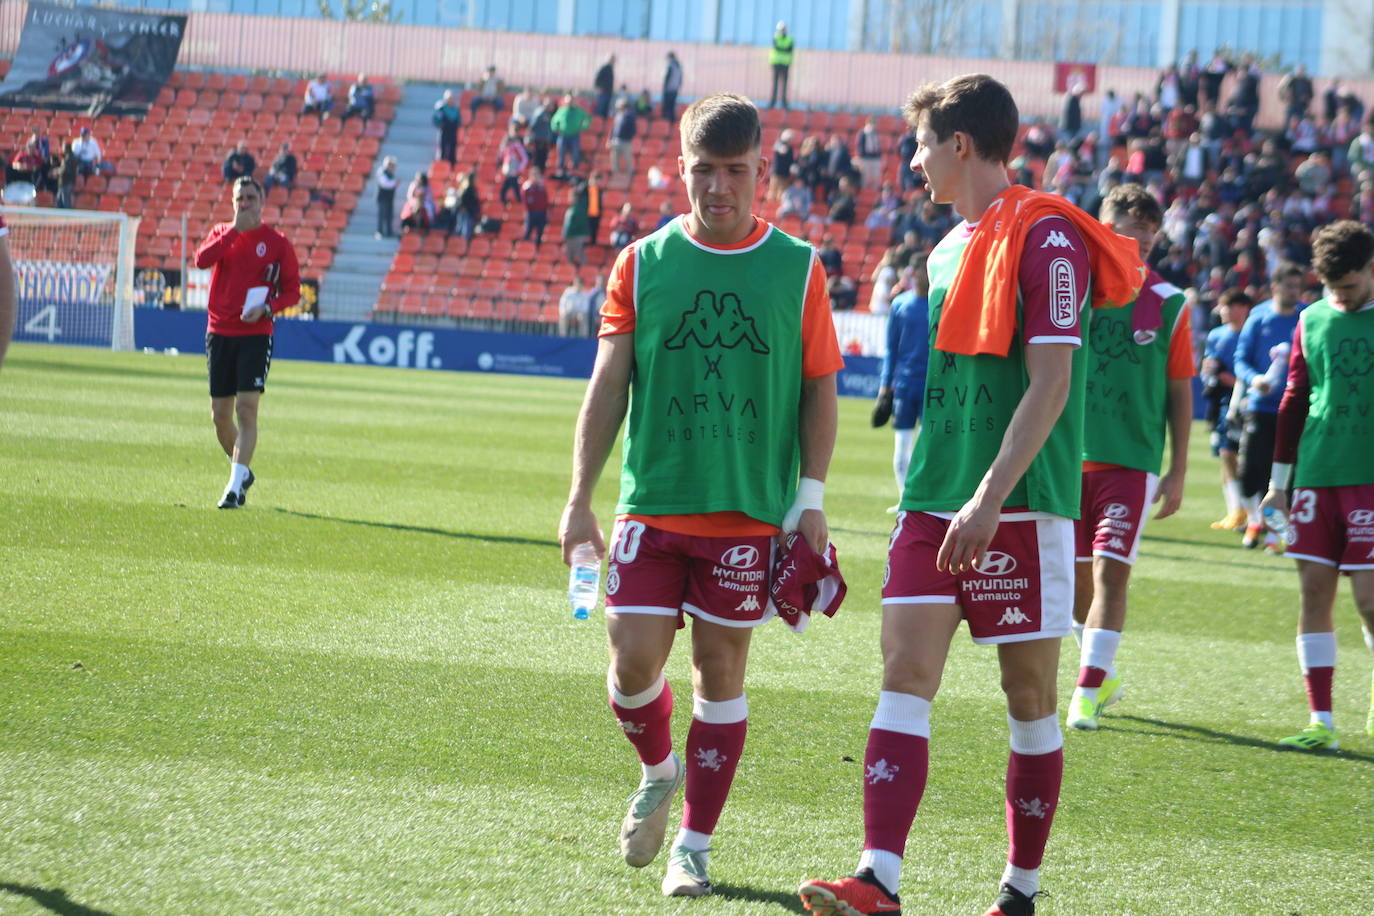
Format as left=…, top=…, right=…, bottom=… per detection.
left=1, top=344, right=1371, bottom=915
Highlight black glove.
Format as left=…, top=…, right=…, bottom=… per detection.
left=871, top=390, right=893, bottom=428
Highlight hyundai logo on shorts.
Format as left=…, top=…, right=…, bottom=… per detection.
left=720, top=545, right=759, bottom=569
left=975, top=551, right=1018, bottom=576
left=1104, top=503, right=1130, bottom=520
left=1349, top=509, right=1374, bottom=526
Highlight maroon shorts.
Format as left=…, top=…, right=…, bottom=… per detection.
left=882, top=510, right=1074, bottom=644
left=604, top=519, right=776, bottom=628
left=1074, top=467, right=1159, bottom=565
left=1285, top=485, right=1374, bottom=571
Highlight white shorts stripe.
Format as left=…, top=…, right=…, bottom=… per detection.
left=1283, top=552, right=1338, bottom=567
left=682, top=601, right=777, bottom=629
left=606, top=605, right=680, bottom=617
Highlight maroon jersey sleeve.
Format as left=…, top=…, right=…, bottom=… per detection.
left=1273, top=319, right=1309, bottom=465
left=1017, top=216, right=1090, bottom=347
left=195, top=223, right=238, bottom=269
left=0, top=212, right=8, bottom=236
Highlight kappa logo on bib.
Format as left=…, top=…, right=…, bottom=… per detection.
left=664, top=290, right=771, bottom=354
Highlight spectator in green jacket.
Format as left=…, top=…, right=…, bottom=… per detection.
left=552, top=94, right=591, bottom=177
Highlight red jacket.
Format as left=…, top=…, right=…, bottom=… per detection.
left=195, top=222, right=301, bottom=336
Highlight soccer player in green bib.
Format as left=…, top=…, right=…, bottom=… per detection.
left=801, top=74, right=1145, bottom=916
left=1261, top=220, right=1374, bottom=751
left=1066, top=184, right=1195, bottom=731
left=560, top=93, right=843, bottom=898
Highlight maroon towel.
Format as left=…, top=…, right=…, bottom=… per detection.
left=770, top=532, right=846, bottom=633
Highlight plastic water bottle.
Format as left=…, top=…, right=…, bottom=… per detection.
left=1262, top=505, right=1287, bottom=535
left=1256, top=342, right=1290, bottom=393
left=567, top=542, right=601, bottom=620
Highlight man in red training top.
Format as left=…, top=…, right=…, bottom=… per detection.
left=194, top=176, right=300, bottom=509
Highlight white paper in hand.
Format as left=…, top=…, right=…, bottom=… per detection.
left=242, top=286, right=269, bottom=320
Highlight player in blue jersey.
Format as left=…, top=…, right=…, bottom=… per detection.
left=1201, top=289, right=1253, bottom=531
left=874, top=256, right=931, bottom=512
left=1233, top=263, right=1306, bottom=549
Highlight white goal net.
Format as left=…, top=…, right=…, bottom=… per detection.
left=1, top=206, right=138, bottom=351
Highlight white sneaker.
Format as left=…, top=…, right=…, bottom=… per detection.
left=661, top=845, right=712, bottom=897
left=620, top=753, right=682, bottom=867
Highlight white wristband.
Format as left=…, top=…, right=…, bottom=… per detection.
left=781, top=477, right=824, bottom=533
left=1270, top=462, right=1293, bottom=491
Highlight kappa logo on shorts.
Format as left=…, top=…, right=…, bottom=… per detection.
left=719, top=545, right=760, bottom=569
left=1050, top=258, right=1077, bottom=329
left=998, top=607, right=1033, bottom=626
left=605, top=565, right=621, bottom=596
left=1104, top=503, right=1130, bottom=520
left=734, top=594, right=761, bottom=613
left=1349, top=509, right=1374, bottom=526
left=974, top=551, right=1018, bottom=576
left=1108, top=537, right=1127, bottom=551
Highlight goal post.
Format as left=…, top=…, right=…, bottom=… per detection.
left=1, top=205, right=139, bottom=351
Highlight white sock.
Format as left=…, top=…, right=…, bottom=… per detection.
left=609, top=672, right=665, bottom=708
left=693, top=693, right=748, bottom=724
left=1312, top=710, right=1335, bottom=728
left=1070, top=621, right=1085, bottom=648
left=893, top=427, right=916, bottom=496
left=1363, top=627, right=1374, bottom=655
left=1008, top=713, right=1063, bottom=755
left=673, top=827, right=711, bottom=858
left=1241, top=494, right=1260, bottom=527
left=1002, top=862, right=1040, bottom=897
left=870, top=690, right=931, bottom=737
left=1296, top=632, right=1337, bottom=672
left=857, top=849, right=902, bottom=897
left=643, top=753, right=677, bottom=782
left=229, top=462, right=251, bottom=489
left=1224, top=479, right=1243, bottom=512
left=1080, top=628, right=1122, bottom=678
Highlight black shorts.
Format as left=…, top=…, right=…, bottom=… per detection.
left=207, top=332, right=272, bottom=398
left=1237, top=410, right=1277, bottom=499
